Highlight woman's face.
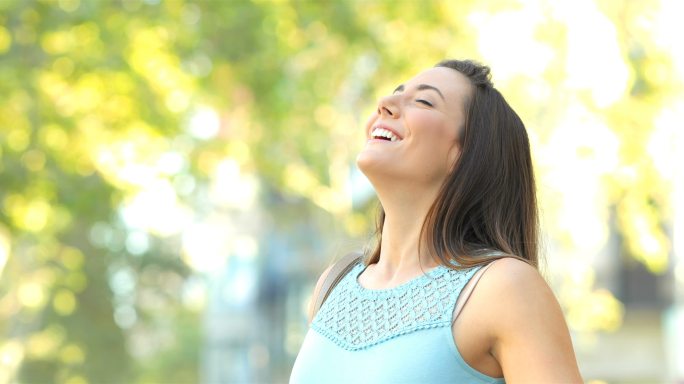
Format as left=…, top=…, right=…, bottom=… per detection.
left=357, top=67, right=472, bottom=188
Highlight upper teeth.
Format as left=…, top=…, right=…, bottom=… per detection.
left=371, top=128, right=400, bottom=142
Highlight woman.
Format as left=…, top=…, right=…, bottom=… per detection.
left=290, top=59, right=582, bottom=383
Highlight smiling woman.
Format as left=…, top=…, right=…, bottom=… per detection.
left=290, top=59, right=583, bottom=383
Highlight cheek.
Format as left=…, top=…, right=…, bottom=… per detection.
left=421, top=120, right=459, bottom=150
left=406, top=111, right=459, bottom=158
left=428, top=123, right=461, bottom=171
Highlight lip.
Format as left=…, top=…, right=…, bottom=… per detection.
left=369, top=123, right=404, bottom=141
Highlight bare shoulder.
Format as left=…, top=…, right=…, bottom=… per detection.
left=476, top=257, right=562, bottom=331
left=306, top=264, right=336, bottom=324
left=474, top=257, right=583, bottom=382
left=481, top=257, right=549, bottom=295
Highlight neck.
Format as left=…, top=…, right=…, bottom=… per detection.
left=373, top=181, right=442, bottom=275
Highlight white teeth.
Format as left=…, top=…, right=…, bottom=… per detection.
left=371, top=127, right=400, bottom=142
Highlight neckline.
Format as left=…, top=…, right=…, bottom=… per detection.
left=353, top=262, right=448, bottom=293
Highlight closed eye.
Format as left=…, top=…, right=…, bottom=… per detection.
left=416, top=99, right=433, bottom=107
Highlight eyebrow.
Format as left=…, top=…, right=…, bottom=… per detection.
left=393, top=84, right=445, bottom=101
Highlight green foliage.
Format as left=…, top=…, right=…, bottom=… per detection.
left=0, top=0, right=678, bottom=382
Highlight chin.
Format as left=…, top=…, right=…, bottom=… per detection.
left=355, top=151, right=380, bottom=177
left=356, top=153, right=403, bottom=186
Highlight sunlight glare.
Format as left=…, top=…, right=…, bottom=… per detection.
left=554, top=0, right=630, bottom=107
left=209, top=158, right=259, bottom=209
left=182, top=218, right=233, bottom=273
left=0, top=340, right=24, bottom=383
left=119, top=178, right=192, bottom=237
left=188, top=106, right=220, bottom=140
left=18, top=281, right=46, bottom=309
left=654, top=0, right=684, bottom=81
left=469, top=8, right=553, bottom=81
left=156, top=151, right=187, bottom=176
left=649, top=102, right=683, bottom=182
left=541, top=104, right=618, bottom=252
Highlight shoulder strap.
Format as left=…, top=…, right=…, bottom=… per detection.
left=310, top=251, right=363, bottom=321
left=451, top=261, right=496, bottom=324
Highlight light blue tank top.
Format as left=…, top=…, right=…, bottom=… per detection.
left=290, top=261, right=505, bottom=383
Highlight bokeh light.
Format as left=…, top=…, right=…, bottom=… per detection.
left=0, top=0, right=681, bottom=382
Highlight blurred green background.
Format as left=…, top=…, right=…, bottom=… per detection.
left=1, top=0, right=682, bottom=383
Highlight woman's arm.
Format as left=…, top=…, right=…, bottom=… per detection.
left=478, top=258, right=583, bottom=383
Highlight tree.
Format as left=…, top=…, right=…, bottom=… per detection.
left=0, top=0, right=677, bottom=382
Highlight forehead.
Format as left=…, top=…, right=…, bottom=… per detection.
left=404, top=67, right=472, bottom=105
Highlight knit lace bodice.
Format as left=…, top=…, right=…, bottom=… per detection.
left=310, top=261, right=481, bottom=351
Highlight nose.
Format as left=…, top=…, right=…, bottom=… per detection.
left=377, top=94, right=400, bottom=118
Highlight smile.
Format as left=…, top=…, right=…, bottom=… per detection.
left=371, top=127, right=401, bottom=142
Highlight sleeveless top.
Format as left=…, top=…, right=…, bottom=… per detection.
left=289, top=260, right=505, bottom=383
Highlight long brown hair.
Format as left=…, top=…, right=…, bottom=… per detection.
left=365, top=59, right=539, bottom=270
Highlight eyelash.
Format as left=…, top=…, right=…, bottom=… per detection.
left=416, top=99, right=433, bottom=107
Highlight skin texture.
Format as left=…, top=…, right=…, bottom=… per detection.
left=354, top=67, right=473, bottom=277
left=309, top=67, right=582, bottom=382
left=452, top=258, right=582, bottom=382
